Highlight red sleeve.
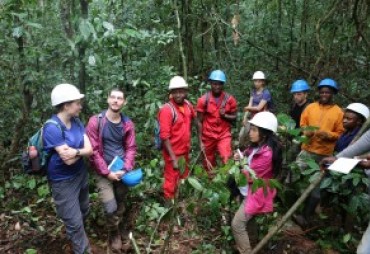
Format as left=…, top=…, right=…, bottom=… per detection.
left=159, top=105, right=173, bottom=140
left=228, top=96, right=237, bottom=113
left=186, top=101, right=196, bottom=119
left=196, top=95, right=206, bottom=113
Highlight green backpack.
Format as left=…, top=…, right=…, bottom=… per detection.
left=21, top=119, right=64, bottom=175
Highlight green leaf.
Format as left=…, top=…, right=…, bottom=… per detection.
left=187, top=177, right=203, bottom=191
left=25, top=249, right=38, bottom=254
left=343, top=233, right=351, bottom=243
left=12, top=27, right=23, bottom=38
left=102, top=21, right=114, bottom=32
left=237, top=174, right=247, bottom=187
left=269, top=179, right=282, bottom=190
left=320, top=177, right=332, bottom=189
left=22, top=206, right=32, bottom=213
left=306, top=159, right=319, bottom=170
left=79, top=19, right=92, bottom=40
left=178, top=156, right=186, bottom=174
left=353, top=177, right=360, bottom=186
left=150, top=159, right=158, bottom=168
left=26, top=22, right=43, bottom=29
left=37, top=184, right=50, bottom=197
left=125, top=28, right=140, bottom=38
left=27, top=178, right=36, bottom=190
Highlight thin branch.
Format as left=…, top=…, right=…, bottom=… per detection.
left=251, top=171, right=326, bottom=254
left=173, top=0, right=187, bottom=79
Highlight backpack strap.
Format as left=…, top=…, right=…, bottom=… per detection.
left=166, top=102, right=178, bottom=124
left=204, top=92, right=210, bottom=112
left=97, top=110, right=128, bottom=140
left=43, top=119, right=65, bottom=139
left=221, top=92, right=230, bottom=110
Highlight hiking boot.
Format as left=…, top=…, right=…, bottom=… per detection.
left=110, top=233, right=122, bottom=251
left=292, top=214, right=309, bottom=229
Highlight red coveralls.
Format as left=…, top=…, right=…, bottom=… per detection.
left=158, top=99, right=195, bottom=199
left=196, top=91, right=237, bottom=171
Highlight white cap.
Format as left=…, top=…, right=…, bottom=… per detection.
left=168, top=76, right=188, bottom=90
left=346, top=103, right=370, bottom=120
left=252, top=71, right=266, bottom=80
left=51, top=84, right=84, bottom=106
left=249, top=112, right=278, bottom=133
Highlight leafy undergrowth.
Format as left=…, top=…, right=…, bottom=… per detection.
left=0, top=160, right=365, bottom=253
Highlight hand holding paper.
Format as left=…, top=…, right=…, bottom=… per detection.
left=328, top=158, right=362, bottom=174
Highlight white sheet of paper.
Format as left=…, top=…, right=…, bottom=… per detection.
left=328, top=158, right=362, bottom=174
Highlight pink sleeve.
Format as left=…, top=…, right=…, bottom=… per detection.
left=123, top=120, right=137, bottom=170
left=86, top=116, right=110, bottom=176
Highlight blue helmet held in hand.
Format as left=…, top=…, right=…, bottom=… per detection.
left=208, top=70, right=226, bottom=83
left=318, top=78, right=338, bottom=91
left=122, top=168, right=143, bottom=187
left=290, top=80, right=310, bottom=93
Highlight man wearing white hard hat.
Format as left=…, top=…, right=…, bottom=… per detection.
left=43, top=84, right=93, bottom=254
left=158, top=76, right=195, bottom=199
left=335, top=103, right=370, bottom=152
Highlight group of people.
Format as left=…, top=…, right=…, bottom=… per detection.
left=41, top=68, right=370, bottom=253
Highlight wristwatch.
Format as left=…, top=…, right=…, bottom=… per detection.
left=76, top=149, right=81, bottom=156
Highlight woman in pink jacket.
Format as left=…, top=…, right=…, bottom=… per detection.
left=232, top=112, right=282, bottom=253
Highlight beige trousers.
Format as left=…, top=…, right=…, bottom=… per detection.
left=232, top=202, right=253, bottom=253
left=95, top=174, right=129, bottom=231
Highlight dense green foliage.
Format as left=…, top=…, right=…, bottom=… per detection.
left=1, top=0, right=370, bottom=253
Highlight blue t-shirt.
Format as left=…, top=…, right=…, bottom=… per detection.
left=43, top=115, right=85, bottom=182
left=251, top=88, right=273, bottom=111
left=335, top=127, right=360, bottom=153
left=103, top=119, right=125, bottom=165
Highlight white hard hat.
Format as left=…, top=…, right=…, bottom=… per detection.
left=346, top=103, right=370, bottom=120
left=51, top=83, right=85, bottom=106
left=249, top=112, right=278, bottom=133
left=168, top=76, right=188, bottom=90
left=252, top=71, right=266, bottom=80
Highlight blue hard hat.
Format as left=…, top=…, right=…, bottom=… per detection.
left=290, top=80, right=310, bottom=93
left=208, top=70, right=226, bottom=83
left=318, top=78, right=338, bottom=91
left=122, top=168, right=143, bottom=187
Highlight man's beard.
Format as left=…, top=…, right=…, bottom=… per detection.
left=109, top=106, right=121, bottom=113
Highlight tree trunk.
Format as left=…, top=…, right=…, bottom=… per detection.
left=183, top=0, right=194, bottom=76
left=78, top=0, right=89, bottom=94
left=59, top=0, right=75, bottom=82
left=2, top=23, right=33, bottom=173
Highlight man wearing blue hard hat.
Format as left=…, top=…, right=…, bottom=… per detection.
left=293, top=78, right=344, bottom=228
left=196, top=70, right=237, bottom=174
left=289, top=79, right=311, bottom=128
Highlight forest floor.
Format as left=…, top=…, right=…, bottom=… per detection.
left=0, top=195, right=341, bottom=254
left=0, top=171, right=350, bottom=254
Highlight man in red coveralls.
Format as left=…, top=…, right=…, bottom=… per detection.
left=197, top=70, right=237, bottom=172
left=158, top=76, right=196, bottom=199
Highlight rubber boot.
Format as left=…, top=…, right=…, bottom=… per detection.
left=109, top=229, right=122, bottom=252
left=303, top=194, right=321, bottom=224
